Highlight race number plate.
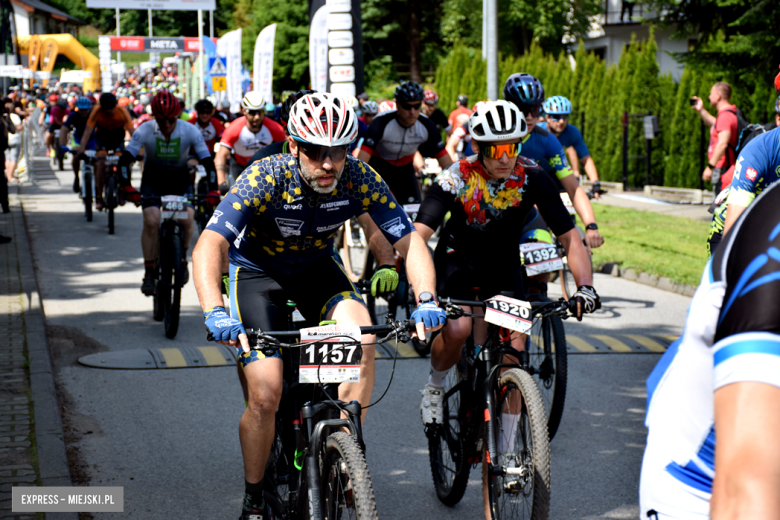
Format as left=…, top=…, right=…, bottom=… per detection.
left=161, top=195, right=188, bottom=220
left=299, top=324, right=362, bottom=384
left=484, top=295, right=533, bottom=334
left=521, top=242, right=563, bottom=276
left=403, top=203, right=420, bottom=220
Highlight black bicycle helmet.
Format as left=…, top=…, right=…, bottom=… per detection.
left=503, top=73, right=545, bottom=110
left=194, top=98, right=214, bottom=113
left=99, top=92, right=118, bottom=110
left=457, top=94, right=469, bottom=107
left=280, top=89, right=316, bottom=126
left=395, top=81, right=424, bottom=102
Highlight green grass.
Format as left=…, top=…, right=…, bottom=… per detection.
left=581, top=205, right=710, bottom=287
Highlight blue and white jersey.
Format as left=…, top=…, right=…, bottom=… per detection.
left=640, top=181, right=780, bottom=518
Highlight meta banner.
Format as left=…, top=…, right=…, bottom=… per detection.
left=108, top=37, right=206, bottom=53
left=308, top=0, right=364, bottom=97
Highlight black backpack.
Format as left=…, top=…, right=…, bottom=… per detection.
left=733, top=122, right=770, bottom=157
left=724, top=108, right=750, bottom=160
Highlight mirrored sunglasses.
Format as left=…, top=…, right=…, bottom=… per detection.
left=481, top=142, right=521, bottom=160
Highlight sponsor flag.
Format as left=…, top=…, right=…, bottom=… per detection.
left=217, top=29, right=242, bottom=112
left=253, top=23, right=276, bottom=104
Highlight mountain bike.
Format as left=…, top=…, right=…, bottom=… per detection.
left=147, top=194, right=190, bottom=339
left=427, top=296, right=574, bottom=519
left=192, top=164, right=215, bottom=235
left=99, top=150, right=123, bottom=235
left=71, top=148, right=95, bottom=222
left=223, top=315, right=414, bottom=520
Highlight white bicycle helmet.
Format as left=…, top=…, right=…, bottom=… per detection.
left=362, top=100, right=378, bottom=115
left=287, top=93, right=358, bottom=147
left=241, top=91, right=265, bottom=110
left=468, top=100, right=527, bottom=142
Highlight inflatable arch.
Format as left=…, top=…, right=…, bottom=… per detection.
left=17, top=34, right=100, bottom=93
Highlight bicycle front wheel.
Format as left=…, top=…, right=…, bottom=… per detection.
left=105, top=175, right=116, bottom=235
left=428, top=357, right=470, bottom=505
left=321, top=431, right=378, bottom=520
left=526, top=297, right=568, bottom=440
left=484, top=368, right=550, bottom=520
left=163, top=234, right=182, bottom=339
left=83, top=169, right=93, bottom=222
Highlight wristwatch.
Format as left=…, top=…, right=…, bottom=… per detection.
left=586, top=223, right=599, bottom=231
left=417, top=292, right=435, bottom=305
left=708, top=162, right=716, bottom=169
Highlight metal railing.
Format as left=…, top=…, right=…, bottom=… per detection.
left=603, top=0, right=647, bottom=25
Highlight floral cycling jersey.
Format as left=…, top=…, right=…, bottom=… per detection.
left=205, top=154, right=415, bottom=275
left=415, top=154, right=573, bottom=261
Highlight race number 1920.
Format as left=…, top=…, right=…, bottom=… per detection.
left=483, top=295, right=533, bottom=334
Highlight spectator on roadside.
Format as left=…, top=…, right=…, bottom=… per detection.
left=447, top=94, right=471, bottom=137
left=691, top=82, right=740, bottom=195
left=422, top=89, right=450, bottom=134
left=0, top=107, right=9, bottom=216
left=4, top=99, right=22, bottom=185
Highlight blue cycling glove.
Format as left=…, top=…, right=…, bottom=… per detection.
left=204, top=306, right=246, bottom=342
left=410, top=302, right=447, bottom=329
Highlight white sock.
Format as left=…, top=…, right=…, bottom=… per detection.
left=427, top=367, right=449, bottom=387
left=499, top=413, right=521, bottom=453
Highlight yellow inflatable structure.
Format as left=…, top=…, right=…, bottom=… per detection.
left=17, top=34, right=100, bottom=93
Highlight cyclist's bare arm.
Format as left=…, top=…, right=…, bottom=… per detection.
left=415, top=222, right=436, bottom=244
left=357, top=213, right=395, bottom=266
left=215, top=144, right=231, bottom=186
left=561, top=174, right=603, bottom=250
left=357, top=149, right=371, bottom=164
left=437, top=152, right=453, bottom=170
left=77, top=125, right=95, bottom=153
left=565, top=147, right=579, bottom=177
left=445, top=133, right=461, bottom=162
left=723, top=203, right=747, bottom=237
left=711, top=381, right=780, bottom=519
left=583, top=156, right=600, bottom=183
left=58, top=126, right=69, bottom=147
left=558, top=227, right=593, bottom=287
left=193, top=230, right=249, bottom=350
left=413, top=151, right=424, bottom=173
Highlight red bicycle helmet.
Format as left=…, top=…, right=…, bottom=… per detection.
left=424, top=89, right=439, bottom=104
left=151, top=90, right=181, bottom=118
left=775, top=64, right=780, bottom=93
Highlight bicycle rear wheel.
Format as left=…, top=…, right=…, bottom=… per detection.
left=428, top=356, right=470, bottom=506
left=321, top=431, right=378, bottom=520
left=163, top=234, right=182, bottom=339
left=83, top=169, right=93, bottom=222
left=526, top=297, right=568, bottom=440
left=484, top=368, right=550, bottom=520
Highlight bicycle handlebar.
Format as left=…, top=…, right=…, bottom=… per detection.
left=439, top=296, right=576, bottom=319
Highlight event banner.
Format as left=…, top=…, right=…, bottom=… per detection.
left=308, top=0, right=364, bottom=97
left=216, top=29, right=242, bottom=113
left=39, top=38, right=59, bottom=87
left=253, top=24, right=276, bottom=104
left=28, top=34, right=41, bottom=72
left=108, top=37, right=205, bottom=53
left=86, top=0, right=215, bottom=11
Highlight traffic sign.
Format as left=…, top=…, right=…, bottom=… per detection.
left=207, top=57, right=227, bottom=76
left=212, top=76, right=227, bottom=91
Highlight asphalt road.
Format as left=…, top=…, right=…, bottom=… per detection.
left=21, top=157, right=693, bottom=519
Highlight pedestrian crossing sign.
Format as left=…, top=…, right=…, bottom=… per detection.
left=208, top=57, right=227, bottom=77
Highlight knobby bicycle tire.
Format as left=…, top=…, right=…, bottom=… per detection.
left=428, top=356, right=470, bottom=506
left=105, top=175, right=116, bottom=235
left=526, top=296, right=568, bottom=440
left=321, top=431, right=378, bottom=520
left=57, top=152, right=64, bottom=171
left=264, top=419, right=292, bottom=520
left=484, top=368, right=550, bottom=520
left=83, top=170, right=93, bottom=222
left=164, top=234, right=182, bottom=339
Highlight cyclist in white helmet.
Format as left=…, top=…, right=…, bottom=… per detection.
left=193, top=92, right=445, bottom=520
left=215, top=92, right=284, bottom=190
left=414, top=100, right=599, bottom=428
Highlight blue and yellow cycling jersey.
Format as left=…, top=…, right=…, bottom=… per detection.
left=206, top=154, right=415, bottom=275
left=521, top=126, right=573, bottom=190
left=538, top=122, right=590, bottom=159
left=726, top=126, right=780, bottom=208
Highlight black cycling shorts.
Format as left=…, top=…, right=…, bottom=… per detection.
left=47, top=123, right=61, bottom=134
left=95, top=128, right=126, bottom=152
left=228, top=255, right=365, bottom=367
left=434, top=245, right=525, bottom=302
left=141, top=166, right=192, bottom=199
left=369, top=157, right=421, bottom=204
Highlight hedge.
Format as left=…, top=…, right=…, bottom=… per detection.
left=434, top=30, right=778, bottom=189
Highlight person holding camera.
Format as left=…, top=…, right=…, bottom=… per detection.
left=691, top=82, right=740, bottom=195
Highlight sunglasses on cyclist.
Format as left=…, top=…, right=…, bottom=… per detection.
left=156, top=117, right=177, bottom=124
left=296, top=140, right=349, bottom=162
left=522, top=105, right=542, bottom=118
left=548, top=113, right=569, bottom=122
left=246, top=109, right=265, bottom=117
left=480, top=142, right=521, bottom=160
left=398, top=100, right=422, bottom=111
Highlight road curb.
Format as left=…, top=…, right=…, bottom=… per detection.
left=11, top=191, right=78, bottom=520
left=597, top=262, right=697, bottom=297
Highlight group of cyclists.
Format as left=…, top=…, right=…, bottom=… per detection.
left=30, top=55, right=780, bottom=519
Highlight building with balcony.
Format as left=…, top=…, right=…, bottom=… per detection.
left=571, top=0, right=690, bottom=80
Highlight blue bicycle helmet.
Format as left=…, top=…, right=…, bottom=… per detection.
left=76, top=96, right=92, bottom=110
left=503, top=73, right=545, bottom=110
left=542, top=96, right=572, bottom=115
